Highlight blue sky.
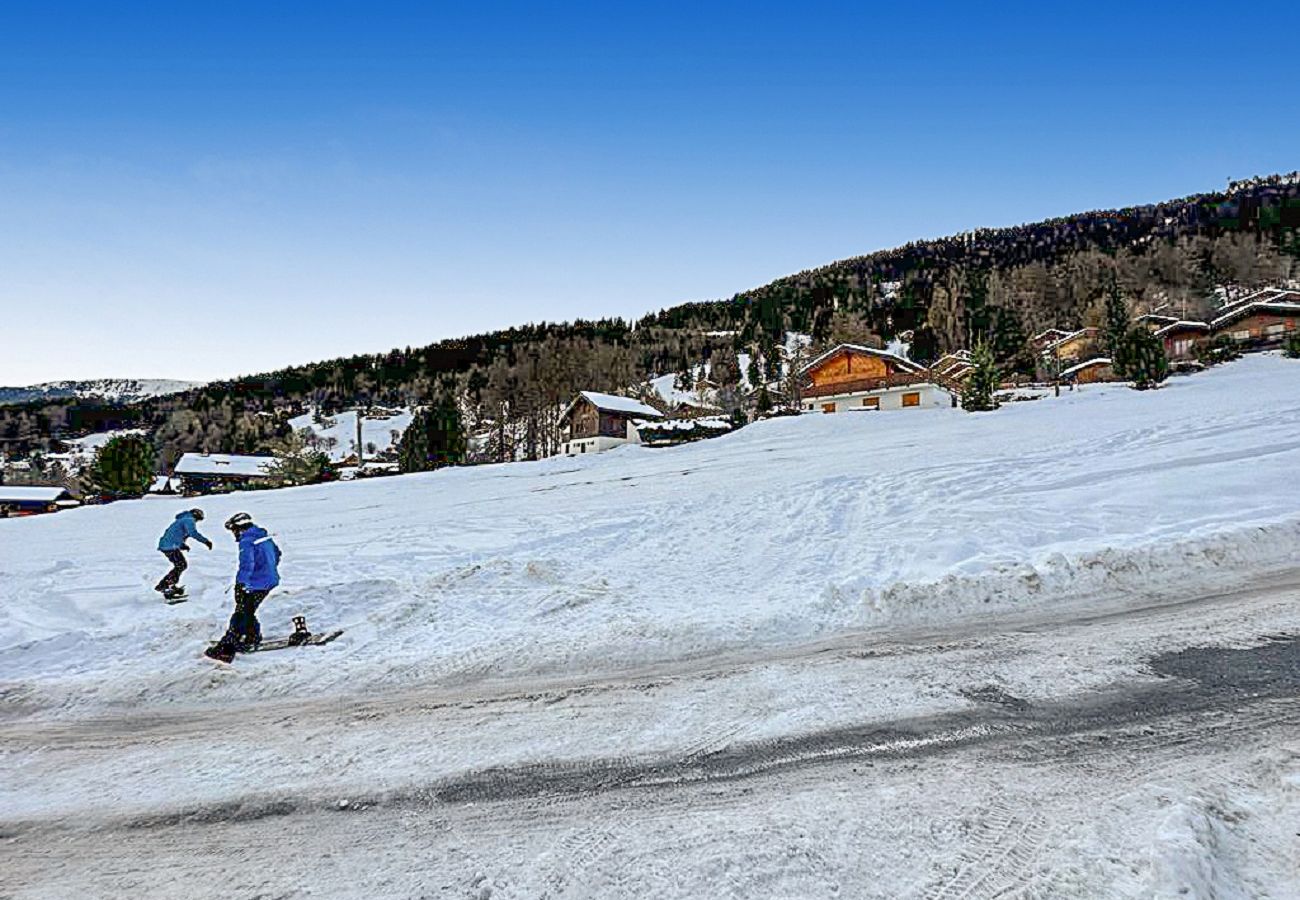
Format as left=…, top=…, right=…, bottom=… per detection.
left=1, top=1, right=1296, bottom=383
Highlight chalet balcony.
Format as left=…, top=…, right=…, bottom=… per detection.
left=801, top=373, right=934, bottom=399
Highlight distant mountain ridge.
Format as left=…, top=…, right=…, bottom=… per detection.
left=0, top=379, right=203, bottom=407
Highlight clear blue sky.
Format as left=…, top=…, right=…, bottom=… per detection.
left=2, top=1, right=1296, bottom=384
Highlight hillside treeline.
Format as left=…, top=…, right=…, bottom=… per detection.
left=2, top=175, right=1297, bottom=467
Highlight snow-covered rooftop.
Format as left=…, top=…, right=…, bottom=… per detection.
left=1061, top=357, right=1112, bottom=378
left=173, top=453, right=277, bottom=478
left=0, top=486, right=71, bottom=503
left=1209, top=301, right=1300, bottom=329
left=799, top=343, right=925, bottom=377
left=574, top=391, right=664, bottom=418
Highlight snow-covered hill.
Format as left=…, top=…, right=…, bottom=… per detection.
left=4, top=354, right=1300, bottom=712
left=5, top=355, right=1300, bottom=899
left=0, top=378, right=203, bottom=406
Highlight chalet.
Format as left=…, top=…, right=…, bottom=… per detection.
left=1209, top=297, right=1300, bottom=350
left=0, top=486, right=77, bottom=517
left=1154, top=321, right=1211, bottom=360
left=559, top=391, right=664, bottom=455
left=931, top=350, right=973, bottom=382
left=1040, top=328, right=1100, bottom=364
left=798, top=344, right=950, bottom=414
left=1215, top=286, right=1300, bottom=315
left=1061, top=357, right=1116, bottom=385
left=1135, top=313, right=1181, bottom=332
left=1030, top=328, right=1073, bottom=351
left=173, top=452, right=277, bottom=494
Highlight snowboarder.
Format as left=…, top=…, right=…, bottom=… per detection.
left=204, top=512, right=282, bottom=663
left=155, top=508, right=212, bottom=600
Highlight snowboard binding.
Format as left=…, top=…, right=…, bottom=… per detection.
left=287, top=615, right=312, bottom=646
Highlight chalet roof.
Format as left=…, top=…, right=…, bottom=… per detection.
left=1030, top=328, right=1072, bottom=343
left=1217, top=287, right=1300, bottom=312
left=1153, top=320, right=1210, bottom=337
left=1060, top=357, right=1112, bottom=378
left=1209, top=301, right=1300, bottom=330
left=799, top=343, right=926, bottom=377
left=1042, top=327, right=1098, bottom=354
left=0, top=486, right=72, bottom=503
left=174, top=453, right=277, bottom=478
left=563, top=391, right=664, bottom=420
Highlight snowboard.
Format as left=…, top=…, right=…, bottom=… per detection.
left=162, top=591, right=188, bottom=605
left=207, top=629, right=344, bottom=654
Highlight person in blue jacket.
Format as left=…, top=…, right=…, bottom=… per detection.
left=205, top=512, right=282, bottom=663
left=155, top=508, right=212, bottom=599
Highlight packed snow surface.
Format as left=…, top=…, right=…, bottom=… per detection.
left=3, top=355, right=1300, bottom=714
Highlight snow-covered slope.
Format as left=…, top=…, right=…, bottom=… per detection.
left=0, top=378, right=203, bottom=406
left=287, top=408, right=414, bottom=462
left=3, top=355, right=1300, bottom=715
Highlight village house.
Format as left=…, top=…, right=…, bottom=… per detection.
left=798, top=344, right=951, bottom=414
left=1060, top=358, right=1117, bottom=385
left=0, top=486, right=78, bottom=517
left=930, top=350, right=973, bottom=382
left=172, top=452, right=278, bottom=494
left=1209, top=294, right=1300, bottom=350
left=1030, top=328, right=1073, bottom=352
left=558, top=391, right=664, bottom=455
left=1040, top=327, right=1100, bottom=365
left=1154, top=321, right=1211, bottom=360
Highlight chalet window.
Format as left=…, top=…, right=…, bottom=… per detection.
left=1232, top=330, right=1250, bottom=341
left=862, top=397, right=879, bottom=409
left=1267, top=324, right=1286, bottom=336
left=822, top=403, right=836, bottom=414
left=902, top=392, right=921, bottom=408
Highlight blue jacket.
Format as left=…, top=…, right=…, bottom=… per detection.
left=158, top=512, right=211, bottom=552
left=236, top=526, right=282, bottom=590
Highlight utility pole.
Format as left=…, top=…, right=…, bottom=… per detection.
left=355, top=408, right=364, bottom=469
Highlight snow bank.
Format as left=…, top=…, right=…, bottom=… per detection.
left=3, top=355, right=1300, bottom=712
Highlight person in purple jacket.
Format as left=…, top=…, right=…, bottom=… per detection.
left=205, top=512, right=282, bottom=663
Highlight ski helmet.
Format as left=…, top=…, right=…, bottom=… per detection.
left=190, top=508, right=205, bottom=521
left=224, top=512, right=253, bottom=532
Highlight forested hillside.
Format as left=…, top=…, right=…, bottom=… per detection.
left=3, top=173, right=1298, bottom=467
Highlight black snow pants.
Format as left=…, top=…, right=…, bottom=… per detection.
left=214, top=585, right=273, bottom=653
left=155, top=549, right=188, bottom=592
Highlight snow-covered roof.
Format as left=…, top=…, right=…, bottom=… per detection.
left=1042, top=328, right=1098, bottom=353
left=0, top=486, right=71, bottom=503
left=1153, top=320, right=1210, bottom=337
left=566, top=391, right=664, bottom=419
left=1209, top=301, right=1300, bottom=330
left=173, top=453, right=277, bottom=478
left=1217, top=287, right=1299, bottom=312
left=799, top=343, right=925, bottom=377
left=1061, top=357, right=1112, bottom=378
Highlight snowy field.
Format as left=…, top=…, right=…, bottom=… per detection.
left=3, top=355, right=1300, bottom=898
left=4, top=355, right=1300, bottom=712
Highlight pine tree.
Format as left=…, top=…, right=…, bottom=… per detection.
left=398, top=397, right=466, bottom=473
left=962, top=340, right=999, bottom=412
left=755, top=384, right=773, bottom=415
left=86, top=434, right=155, bottom=498
left=1284, top=331, right=1300, bottom=359
left=1103, top=272, right=1131, bottom=378
left=1123, top=327, right=1169, bottom=390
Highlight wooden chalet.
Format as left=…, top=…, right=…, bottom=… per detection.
left=1209, top=293, right=1300, bottom=350
left=798, top=344, right=951, bottom=414
left=559, top=391, right=664, bottom=455
left=1061, top=357, right=1117, bottom=385
left=1040, top=328, right=1100, bottom=364
left=173, top=453, right=278, bottom=494
left=1154, top=320, right=1211, bottom=360
left=0, top=486, right=77, bottom=517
